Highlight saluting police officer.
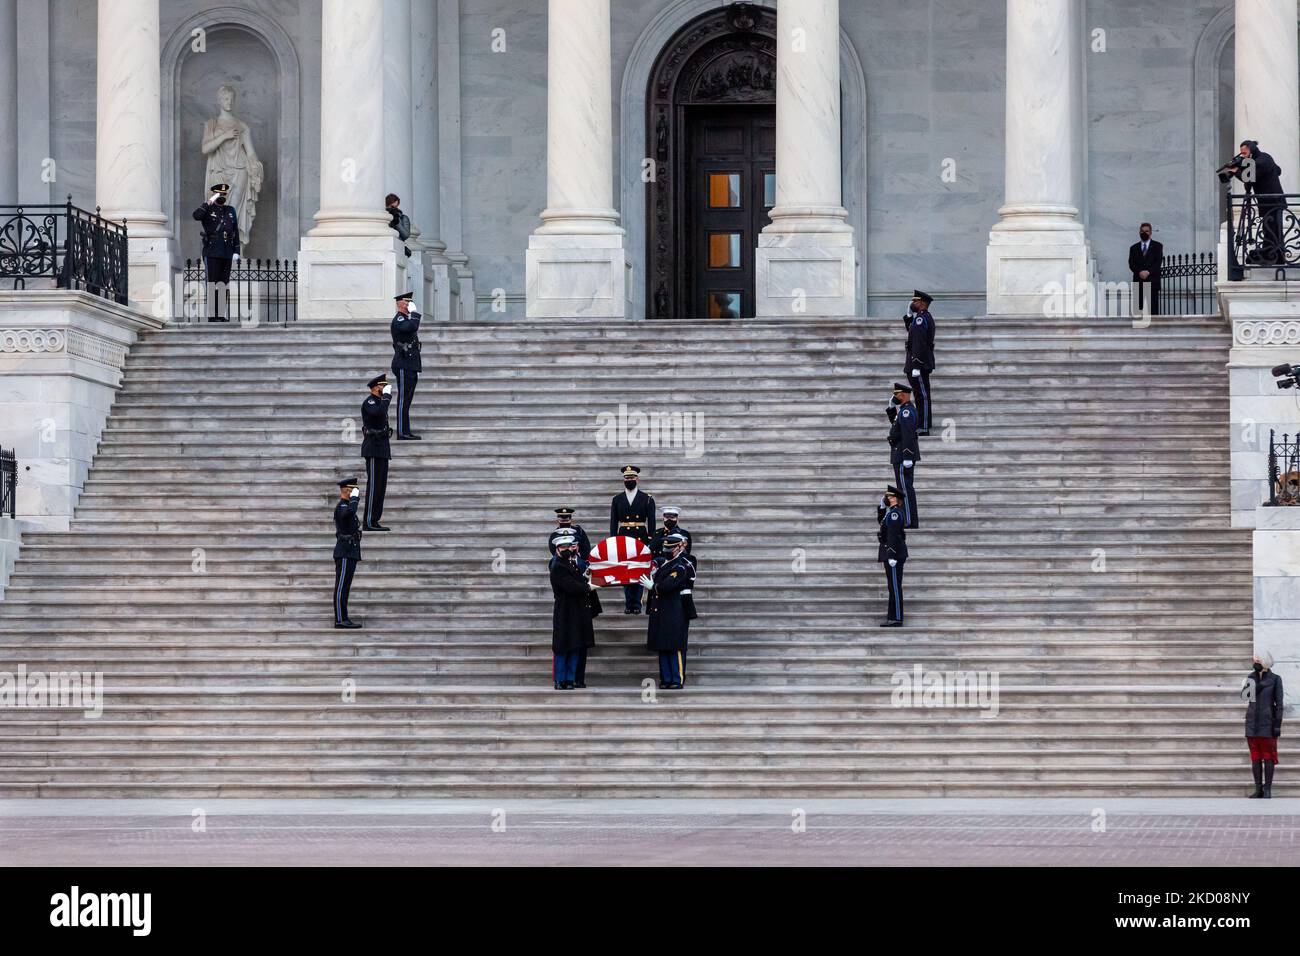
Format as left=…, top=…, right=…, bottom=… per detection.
left=610, top=465, right=656, bottom=613
left=391, top=291, right=423, bottom=440
left=192, top=183, right=241, bottom=322
left=361, top=374, right=394, bottom=532
left=877, top=485, right=908, bottom=627
left=548, top=507, right=592, bottom=557
left=642, top=532, right=693, bottom=688
left=904, top=290, right=936, bottom=434
left=333, top=477, right=364, bottom=629
left=887, top=382, right=921, bottom=529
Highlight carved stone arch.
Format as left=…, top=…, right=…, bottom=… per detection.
left=161, top=7, right=301, bottom=258
left=1192, top=5, right=1237, bottom=252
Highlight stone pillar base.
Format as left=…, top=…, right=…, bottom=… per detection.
left=422, top=255, right=454, bottom=323
left=125, top=236, right=175, bottom=318
left=1253, top=504, right=1300, bottom=713
left=754, top=234, right=856, bottom=318
left=525, top=234, right=628, bottom=319
left=0, top=290, right=163, bottom=531
left=297, top=235, right=405, bottom=320
left=985, top=225, right=1090, bottom=316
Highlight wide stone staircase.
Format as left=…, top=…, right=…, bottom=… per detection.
left=0, top=313, right=1275, bottom=796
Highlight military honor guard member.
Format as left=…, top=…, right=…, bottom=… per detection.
left=548, top=507, right=592, bottom=557
left=549, top=533, right=601, bottom=690
left=641, top=532, right=694, bottom=689
left=887, top=382, right=921, bottom=529
left=191, top=183, right=241, bottom=322
left=361, top=374, right=394, bottom=532
left=610, top=465, right=657, bottom=613
left=390, top=291, right=423, bottom=440
left=904, top=290, right=936, bottom=434
left=332, top=477, right=364, bottom=629
left=877, top=485, right=908, bottom=627
left=653, top=506, right=697, bottom=621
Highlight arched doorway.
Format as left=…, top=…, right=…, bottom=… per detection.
left=646, top=3, right=776, bottom=319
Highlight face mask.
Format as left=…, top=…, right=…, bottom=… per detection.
left=1253, top=662, right=1264, bottom=673
left=624, top=480, right=637, bottom=490
left=215, top=196, right=227, bottom=205
left=664, top=518, right=677, bottom=528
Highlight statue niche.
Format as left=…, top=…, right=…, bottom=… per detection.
left=200, top=85, right=264, bottom=248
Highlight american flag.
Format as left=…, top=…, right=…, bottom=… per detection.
left=587, top=536, right=652, bottom=586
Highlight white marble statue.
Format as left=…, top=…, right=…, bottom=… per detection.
left=200, top=85, right=263, bottom=248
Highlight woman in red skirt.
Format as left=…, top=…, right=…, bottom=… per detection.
left=1244, top=651, right=1285, bottom=798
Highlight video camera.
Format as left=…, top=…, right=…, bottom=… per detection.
left=1272, top=363, right=1300, bottom=389
left=1217, top=155, right=1248, bottom=184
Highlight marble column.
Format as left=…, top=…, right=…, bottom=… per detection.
left=383, top=0, right=421, bottom=304
left=0, top=0, right=16, bottom=205
left=438, top=0, right=474, bottom=320
left=755, top=0, right=856, bottom=317
left=985, top=0, right=1090, bottom=316
left=1236, top=0, right=1300, bottom=190
left=95, top=0, right=173, bottom=313
left=412, top=0, right=452, bottom=321
left=525, top=0, right=628, bottom=318
left=298, top=0, right=402, bottom=319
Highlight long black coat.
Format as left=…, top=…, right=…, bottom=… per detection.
left=904, top=309, right=935, bottom=373
left=361, top=393, right=392, bottom=459
left=192, top=201, right=241, bottom=258
left=646, top=554, right=692, bottom=652
left=391, top=311, right=422, bottom=373
left=1245, top=669, right=1285, bottom=738
left=550, top=556, right=598, bottom=653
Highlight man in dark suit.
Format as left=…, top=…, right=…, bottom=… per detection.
left=192, top=183, right=240, bottom=321
left=610, top=465, right=656, bottom=614
left=1127, top=223, right=1162, bottom=316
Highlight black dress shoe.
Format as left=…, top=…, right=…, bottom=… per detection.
left=667, top=682, right=683, bottom=690
left=881, top=620, right=903, bottom=628
left=624, top=608, right=636, bottom=614
left=334, top=620, right=363, bottom=629
left=364, top=524, right=391, bottom=532
left=658, top=681, right=669, bottom=689
left=918, top=430, right=930, bottom=437
left=574, top=681, right=586, bottom=689
left=563, top=681, right=576, bottom=690
left=397, top=434, right=422, bottom=441
left=554, top=682, right=564, bottom=691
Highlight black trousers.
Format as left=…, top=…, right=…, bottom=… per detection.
left=894, top=459, right=918, bottom=529
left=576, top=646, right=588, bottom=685
left=334, top=556, right=357, bottom=623
left=883, top=558, right=905, bottom=622
left=204, top=256, right=233, bottom=320
left=364, top=456, right=389, bottom=527
left=911, top=367, right=932, bottom=432
left=394, top=367, right=419, bottom=436
left=1133, top=278, right=1161, bottom=316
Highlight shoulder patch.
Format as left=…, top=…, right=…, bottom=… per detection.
left=889, top=512, right=900, bottom=521
left=901, top=408, right=912, bottom=418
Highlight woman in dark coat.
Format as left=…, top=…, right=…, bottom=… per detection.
left=549, top=536, right=599, bottom=690
left=1244, top=651, right=1285, bottom=798
left=643, top=534, right=693, bottom=689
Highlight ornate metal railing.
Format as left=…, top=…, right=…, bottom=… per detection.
left=0, top=199, right=129, bottom=304
left=0, top=447, right=15, bottom=520
left=1267, top=429, right=1300, bottom=506
left=1227, top=191, right=1300, bottom=280
left=1100, top=253, right=1218, bottom=317
left=179, top=258, right=298, bottom=324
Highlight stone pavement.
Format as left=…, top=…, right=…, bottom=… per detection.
left=1, top=798, right=1297, bottom=866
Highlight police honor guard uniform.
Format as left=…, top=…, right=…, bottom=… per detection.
left=877, top=486, right=908, bottom=626
left=361, top=374, right=393, bottom=531
left=333, top=477, right=364, bottom=628
left=610, top=465, right=656, bottom=613
left=905, top=290, right=936, bottom=434
left=390, top=291, right=423, bottom=440
left=549, top=534, right=601, bottom=689
left=548, top=507, right=592, bottom=558
left=888, top=383, right=921, bottom=529
left=191, top=183, right=241, bottom=321
left=646, top=534, right=693, bottom=688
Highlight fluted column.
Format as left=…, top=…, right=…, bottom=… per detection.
left=412, top=0, right=452, bottom=320
left=1236, top=0, right=1300, bottom=188
left=383, top=0, right=421, bottom=301
left=985, top=0, right=1090, bottom=315
left=525, top=0, right=627, bottom=318
left=0, top=0, right=16, bottom=205
left=94, top=0, right=173, bottom=312
left=755, top=0, right=856, bottom=317
left=299, top=0, right=402, bottom=319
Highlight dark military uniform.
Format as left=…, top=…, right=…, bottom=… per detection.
left=646, top=551, right=693, bottom=687
left=877, top=491, right=908, bottom=625
left=549, top=547, right=600, bottom=689
left=361, top=378, right=393, bottom=529
left=653, top=520, right=696, bottom=620
left=904, top=293, right=936, bottom=433
left=333, top=483, right=362, bottom=627
left=192, top=190, right=241, bottom=321
left=391, top=298, right=422, bottom=439
left=888, top=388, right=921, bottom=529
left=610, top=467, right=656, bottom=612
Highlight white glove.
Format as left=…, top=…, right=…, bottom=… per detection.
left=349, top=487, right=360, bottom=499
left=588, top=582, right=600, bottom=592
left=232, top=252, right=240, bottom=263
left=209, top=193, right=220, bottom=204
left=910, top=368, right=921, bottom=377
left=903, top=459, right=913, bottom=468
left=888, top=558, right=897, bottom=567
left=637, top=574, right=653, bottom=590
left=381, top=383, right=393, bottom=397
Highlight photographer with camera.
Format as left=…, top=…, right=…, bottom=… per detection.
left=385, top=193, right=412, bottom=258
left=1220, top=140, right=1286, bottom=265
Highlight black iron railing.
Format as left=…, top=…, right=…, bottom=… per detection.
left=1268, top=429, right=1300, bottom=506
left=179, top=258, right=298, bottom=324
left=0, top=198, right=129, bottom=304
left=1227, top=191, right=1300, bottom=280
left=0, top=447, right=15, bottom=520
left=1101, top=253, right=1218, bottom=317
